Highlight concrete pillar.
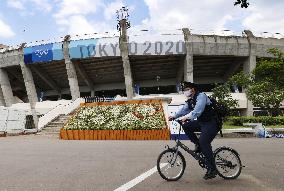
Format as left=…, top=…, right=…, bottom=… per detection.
left=182, top=28, right=194, bottom=82
left=63, top=35, right=80, bottom=100
left=19, top=46, right=39, bottom=129
left=91, top=90, right=95, bottom=97
left=0, top=68, right=14, bottom=106
left=243, top=30, right=257, bottom=116
left=119, top=19, right=134, bottom=99
left=0, top=83, right=5, bottom=106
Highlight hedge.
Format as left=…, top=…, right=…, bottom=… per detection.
left=227, top=116, right=284, bottom=126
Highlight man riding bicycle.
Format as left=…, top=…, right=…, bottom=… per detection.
left=168, top=81, right=219, bottom=180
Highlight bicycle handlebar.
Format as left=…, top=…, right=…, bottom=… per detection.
left=174, top=119, right=183, bottom=125
left=169, top=117, right=181, bottom=123
left=172, top=118, right=190, bottom=125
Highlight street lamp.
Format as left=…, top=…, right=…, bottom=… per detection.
left=116, top=6, right=131, bottom=31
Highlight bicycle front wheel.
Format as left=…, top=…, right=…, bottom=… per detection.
left=157, top=149, right=186, bottom=181
left=214, top=147, right=242, bottom=180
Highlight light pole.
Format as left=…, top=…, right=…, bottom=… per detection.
left=116, top=6, right=131, bottom=33
left=116, top=6, right=134, bottom=99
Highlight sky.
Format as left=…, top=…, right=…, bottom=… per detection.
left=0, top=0, right=284, bottom=46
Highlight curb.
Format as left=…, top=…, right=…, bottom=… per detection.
left=4, top=129, right=38, bottom=137
left=1, top=128, right=283, bottom=139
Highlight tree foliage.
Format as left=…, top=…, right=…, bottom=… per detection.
left=234, top=0, right=249, bottom=8
left=211, top=83, right=238, bottom=113
left=228, top=49, right=284, bottom=116
left=228, top=71, right=252, bottom=90
left=248, top=48, right=284, bottom=115
left=247, top=81, right=284, bottom=115
left=253, top=48, right=284, bottom=88
left=212, top=49, right=284, bottom=116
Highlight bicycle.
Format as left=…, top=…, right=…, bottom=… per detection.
left=157, top=120, right=243, bottom=181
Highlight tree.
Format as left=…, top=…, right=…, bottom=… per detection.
left=254, top=48, right=284, bottom=88
left=234, top=0, right=249, bottom=8
left=229, top=49, right=284, bottom=116
left=247, top=49, right=284, bottom=115
left=211, top=71, right=251, bottom=113
left=228, top=71, right=252, bottom=91
left=247, top=81, right=284, bottom=116
left=213, top=49, right=284, bottom=116
left=211, top=83, right=238, bottom=114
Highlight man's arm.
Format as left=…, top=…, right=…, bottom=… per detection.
left=179, top=93, right=207, bottom=121
left=170, top=103, right=190, bottom=120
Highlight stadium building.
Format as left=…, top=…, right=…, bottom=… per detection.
left=0, top=18, right=284, bottom=130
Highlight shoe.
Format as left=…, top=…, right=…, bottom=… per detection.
left=194, top=144, right=201, bottom=153
left=203, top=169, right=217, bottom=180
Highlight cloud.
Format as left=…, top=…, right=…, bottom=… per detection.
left=30, top=0, right=52, bottom=12
left=53, top=0, right=117, bottom=35
left=242, top=1, right=284, bottom=35
left=103, top=0, right=123, bottom=20
left=53, top=0, right=102, bottom=19
left=6, top=0, right=52, bottom=13
left=66, top=15, right=95, bottom=35
left=7, top=0, right=24, bottom=10
left=0, top=19, right=15, bottom=38
left=142, top=0, right=284, bottom=36
left=142, top=0, right=241, bottom=32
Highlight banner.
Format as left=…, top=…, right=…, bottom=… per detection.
left=69, top=38, right=120, bottom=58
left=69, top=39, right=98, bottom=59
left=24, top=42, right=63, bottom=64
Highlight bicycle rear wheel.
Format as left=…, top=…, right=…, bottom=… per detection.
left=214, top=147, right=242, bottom=179
left=157, top=149, right=186, bottom=181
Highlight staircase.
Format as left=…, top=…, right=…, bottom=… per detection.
left=39, top=114, right=71, bottom=137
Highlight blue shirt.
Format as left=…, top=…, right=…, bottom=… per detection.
left=173, top=93, right=212, bottom=121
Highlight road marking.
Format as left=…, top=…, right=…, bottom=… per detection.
left=113, top=163, right=167, bottom=191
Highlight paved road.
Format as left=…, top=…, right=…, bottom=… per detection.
left=0, top=135, right=283, bottom=191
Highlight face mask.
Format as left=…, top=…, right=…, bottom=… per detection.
left=184, top=90, right=192, bottom=97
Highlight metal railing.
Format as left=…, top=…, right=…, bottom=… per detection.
left=84, top=96, right=115, bottom=103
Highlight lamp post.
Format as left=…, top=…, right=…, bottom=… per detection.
left=116, top=6, right=131, bottom=35
left=116, top=6, right=134, bottom=99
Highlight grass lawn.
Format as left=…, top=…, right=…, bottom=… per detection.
left=223, top=121, right=284, bottom=129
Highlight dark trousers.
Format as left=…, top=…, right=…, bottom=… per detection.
left=182, top=119, right=219, bottom=170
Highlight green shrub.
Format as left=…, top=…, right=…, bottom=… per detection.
left=227, top=116, right=284, bottom=126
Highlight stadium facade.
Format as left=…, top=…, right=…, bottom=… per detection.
left=1, top=21, right=284, bottom=128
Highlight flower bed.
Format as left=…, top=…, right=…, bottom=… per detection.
left=60, top=99, right=170, bottom=140
left=60, top=129, right=170, bottom=140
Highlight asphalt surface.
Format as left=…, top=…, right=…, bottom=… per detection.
left=0, top=135, right=283, bottom=191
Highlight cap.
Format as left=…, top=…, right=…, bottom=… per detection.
left=181, top=81, right=198, bottom=90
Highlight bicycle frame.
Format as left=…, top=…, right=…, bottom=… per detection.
left=159, top=120, right=244, bottom=181
left=166, top=120, right=207, bottom=167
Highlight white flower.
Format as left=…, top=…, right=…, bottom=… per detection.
left=64, top=102, right=166, bottom=130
